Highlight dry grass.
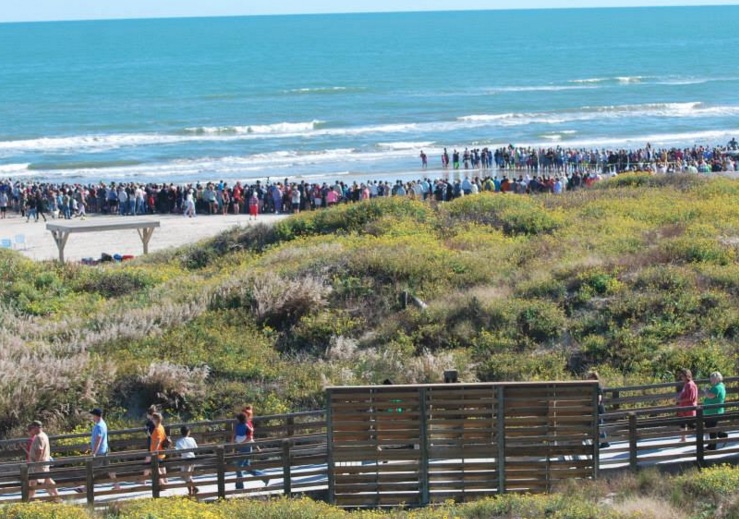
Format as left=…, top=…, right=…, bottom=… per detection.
left=611, top=497, right=684, bottom=519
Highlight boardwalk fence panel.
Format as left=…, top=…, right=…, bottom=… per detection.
left=327, top=382, right=597, bottom=507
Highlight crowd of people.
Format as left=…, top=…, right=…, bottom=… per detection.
left=1, top=141, right=737, bottom=222
left=424, top=141, right=739, bottom=175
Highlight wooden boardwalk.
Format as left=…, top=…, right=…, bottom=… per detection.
left=0, top=378, right=737, bottom=507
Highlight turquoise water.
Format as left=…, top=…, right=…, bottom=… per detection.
left=1, top=6, right=738, bottom=184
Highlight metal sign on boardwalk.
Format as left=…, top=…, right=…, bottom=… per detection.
left=326, top=381, right=599, bottom=508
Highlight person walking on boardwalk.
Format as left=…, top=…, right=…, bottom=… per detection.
left=232, top=405, right=268, bottom=489
left=149, top=412, right=169, bottom=487
left=703, top=371, right=728, bottom=450
left=677, top=369, right=698, bottom=442
left=142, top=405, right=157, bottom=483
left=77, top=408, right=120, bottom=493
left=175, top=425, right=199, bottom=496
left=27, top=421, right=60, bottom=501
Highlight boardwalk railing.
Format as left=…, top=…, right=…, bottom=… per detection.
left=599, top=377, right=739, bottom=470
left=0, top=435, right=328, bottom=504
left=0, top=410, right=326, bottom=464
left=1, top=378, right=738, bottom=506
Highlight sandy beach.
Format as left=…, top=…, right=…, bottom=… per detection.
left=0, top=212, right=288, bottom=262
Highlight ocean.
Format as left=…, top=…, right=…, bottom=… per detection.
left=1, top=6, right=739, bottom=186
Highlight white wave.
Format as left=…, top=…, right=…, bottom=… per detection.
left=0, top=134, right=185, bottom=153
left=617, top=76, right=645, bottom=84
left=582, top=102, right=703, bottom=115
left=522, top=129, right=739, bottom=151
left=185, top=120, right=323, bottom=135
left=570, top=77, right=610, bottom=84
left=459, top=102, right=739, bottom=128
left=3, top=101, right=738, bottom=157
left=487, top=85, right=596, bottom=93
left=378, top=141, right=435, bottom=150
left=459, top=113, right=523, bottom=122
left=285, top=86, right=360, bottom=94
left=0, top=163, right=30, bottom=173
left=658, top=78, right=711, bottom=86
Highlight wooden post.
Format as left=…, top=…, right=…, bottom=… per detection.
left=282, top=439, right=292, bottom=495
left=419, top=387, right=430, bottom=506
left=592, top=382, right=600, bottom=479
left=151, top=456, right=160, bottom=498
left=216, top=446, right=226, bottom=499
left=696, top=407, right=705, bottom=466
left=20, top=464, right=29, bottom=503
left=628, top=413, right=638, bottom=472
left=51, top=230, right=69, bottom=263
left=497, top=386, right=506, bottom=494
left=137, top=227, right=156, bottom=255
left=86, top=458, right=95, bottom=506
left=286, top=416, right=295, bottom=438
left=326, top=390, right=335, bottom=505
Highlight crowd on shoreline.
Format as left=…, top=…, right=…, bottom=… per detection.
left=1, top=142, right=737, bottom=220
left=425, top=141, right=739, bottom=174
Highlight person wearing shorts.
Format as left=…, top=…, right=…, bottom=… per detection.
left=28, top=421, right=59, bottom=501
left=175, top=426, right=199, bottom=495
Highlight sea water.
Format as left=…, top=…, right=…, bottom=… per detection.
left=1, top=6, right=738, bottom=185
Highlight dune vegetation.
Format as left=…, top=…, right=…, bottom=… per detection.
left=1, top=173, right=739, bottom=440
left=2, top=465, right=739, bottom=518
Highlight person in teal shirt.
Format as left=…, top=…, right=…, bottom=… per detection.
left=703, top=371, right=728, bottom=450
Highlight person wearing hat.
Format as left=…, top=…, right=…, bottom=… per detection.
left=27, top=421, right=60, bottom=501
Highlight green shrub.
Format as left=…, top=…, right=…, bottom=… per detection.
left=477, top=350, right=569, bottom=382
left=71, top=267, right=156, bottom=298
left=0, top=503, right=92, bottom=519
left=516, top=300, right=566, bottom=343
left=662, top=237, right=735, bottom=265
left=274, top=197, right=434, bottom=240
left=442, top=193, right=563, bottom=236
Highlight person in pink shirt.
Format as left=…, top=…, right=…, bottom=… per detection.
left=676, top=368, right=698, bottom=442
left=326, top=188, right=339, bottom=206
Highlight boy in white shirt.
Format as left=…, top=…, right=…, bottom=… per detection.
left=175, top=426, right=198, bottom=496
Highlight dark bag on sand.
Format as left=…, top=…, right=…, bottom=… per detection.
left=100, top=252, right=113, bottom=263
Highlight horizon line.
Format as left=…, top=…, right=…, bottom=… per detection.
left=0, top=3, right=734, bottom=26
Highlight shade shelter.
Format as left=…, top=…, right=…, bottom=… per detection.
left=46, top=218, right=160, bottom=262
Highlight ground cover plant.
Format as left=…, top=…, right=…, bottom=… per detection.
left=1, top=174, right=739, bottom=437
left=2, top=465, right=739, bottom=518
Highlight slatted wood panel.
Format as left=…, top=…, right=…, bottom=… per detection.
left=327, top=382, right=597, bottom=507
left=426, top=385, right=499, bottom=502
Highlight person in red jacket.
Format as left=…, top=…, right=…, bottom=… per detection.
left=677, top=368, right=698, bottom=442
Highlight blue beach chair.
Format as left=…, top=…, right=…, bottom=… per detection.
left=0, top=238, right=12, bottom=249
left=14, top=234, right=26, bottom=250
